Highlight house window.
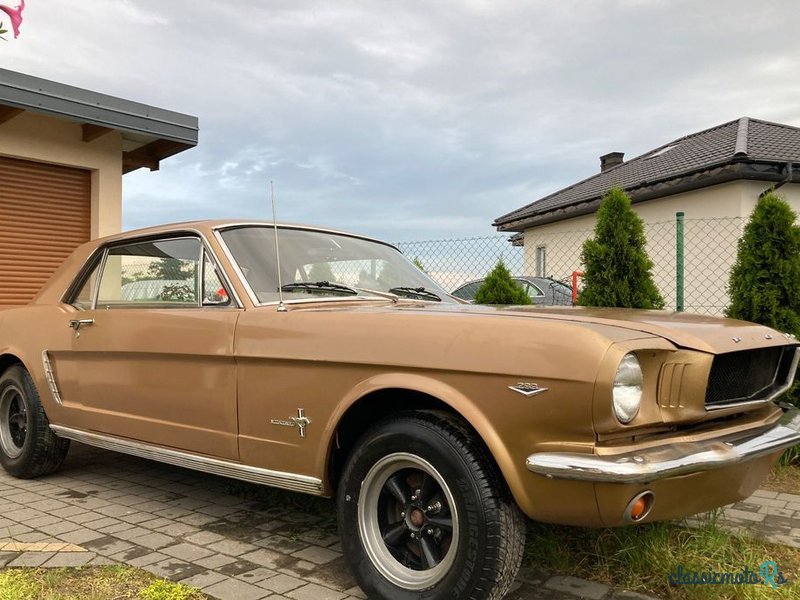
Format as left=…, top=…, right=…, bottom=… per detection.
left=536, top=246, right=547, bottom=277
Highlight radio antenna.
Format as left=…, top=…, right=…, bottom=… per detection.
left=271, top=181, right=287, bottom=312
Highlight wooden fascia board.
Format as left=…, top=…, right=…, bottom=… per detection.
left=82, top=124, right=114, bottom=143
left=123, top=139, right=191, bottom=173
left=0, top=105, right=24, bottom=126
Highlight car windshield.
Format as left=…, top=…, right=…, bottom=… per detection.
left=219, top=226, right=455, bottom=304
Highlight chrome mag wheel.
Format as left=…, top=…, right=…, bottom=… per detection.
left=0, top=385, right=27, bottom=459
left=357, top=452, right=459, bottom=590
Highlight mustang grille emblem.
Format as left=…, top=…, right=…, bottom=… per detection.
left=271, top=408, right=311, bottom=437
left=508, top=382, right=549, bottom=397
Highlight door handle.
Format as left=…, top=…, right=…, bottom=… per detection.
left=68, top=319, right=94, bottom=333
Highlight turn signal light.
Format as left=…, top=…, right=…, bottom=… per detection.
left=624, top=491, right=654, bottom=523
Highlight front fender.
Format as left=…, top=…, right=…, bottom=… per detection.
left=319, top=372, right=526, bottom=510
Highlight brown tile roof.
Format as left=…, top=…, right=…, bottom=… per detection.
left=494, top=117, right=800, bottom=230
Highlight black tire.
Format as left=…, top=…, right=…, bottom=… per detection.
left=337, top=410, right=525, bottom=600
left=0, top=364, right=70, bottom=478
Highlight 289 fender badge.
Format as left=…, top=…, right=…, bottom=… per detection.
left=508, top=382, right=548, bottom=397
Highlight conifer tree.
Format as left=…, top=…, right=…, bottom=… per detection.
left=474, top=259, right=532, bottom=305
left=578, top=187, right=664, bottom=309
left=726, top=192, right=800, bottom=337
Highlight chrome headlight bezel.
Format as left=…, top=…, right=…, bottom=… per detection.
left=613, top=352, right=643, bottom=424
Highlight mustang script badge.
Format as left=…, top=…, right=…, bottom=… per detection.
left=271, top=408, right=312, bottom=437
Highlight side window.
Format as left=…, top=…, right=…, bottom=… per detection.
left=96, top=238, right=202, bottom=309
left=526, top=282, right=545, bottom=298
left=71, top=259, right=102, bottom=310
left=202, top=252, right=231, bottom=306
left=453, top=282, right=479, bottom=300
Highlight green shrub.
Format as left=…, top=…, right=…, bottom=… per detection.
left=578, top=187, right=664, bottom=309
left=474, top=259, right=532, bottom=305
left=726, top=192, right=800, bottom=335
left=726, top=191, right=800, bottom=416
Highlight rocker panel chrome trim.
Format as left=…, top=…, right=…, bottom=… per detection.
left=49, top=425, right=324, bottom=496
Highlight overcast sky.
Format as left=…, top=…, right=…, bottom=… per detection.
left=3, top=0, right=800, bottom=241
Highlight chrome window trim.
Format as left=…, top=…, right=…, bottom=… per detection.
left=61, top=229, right=243, bottom=310
left=201, top=250, right=233, bottom=307
left=706, top=346, right=800, bottom=411
left=90, top=248, right=109, bottom=311
left=212, top=221, right=400, bottom=252
left=203, top=236, right=244, bottom=309
left=213, top=228, right=403, bottom=308
left=59, top=247, right=104, bottom=309
left=98, top=235, right=204, bottom=309
left=50, top=425, right=324, bottom=496
left=213, top=230, right=261, bottom=306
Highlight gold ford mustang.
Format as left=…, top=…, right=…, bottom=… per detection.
left=1, top=220, right=799, bottom=600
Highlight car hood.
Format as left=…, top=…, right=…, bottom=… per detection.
left=384, top=303, right=792, bottom=355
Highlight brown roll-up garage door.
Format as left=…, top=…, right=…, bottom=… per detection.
left=0, top=156, right=91, bottom=307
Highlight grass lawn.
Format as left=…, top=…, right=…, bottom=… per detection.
left=0, top=566, right=205, bottom=600
left=763, top=462, right=800, bottom=496
left=526, top=512, right=799, bottom=599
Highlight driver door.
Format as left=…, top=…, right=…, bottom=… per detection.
left=54, top=235, right=239, bottom=460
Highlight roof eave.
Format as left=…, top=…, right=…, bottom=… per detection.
left=0, top=69, right=198, bottom=173
left=495, top=160, right=793, bottom=231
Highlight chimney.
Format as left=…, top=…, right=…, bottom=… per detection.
left=600, top=152, right=624, bottom=172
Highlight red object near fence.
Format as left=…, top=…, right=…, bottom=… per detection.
left=571, top=271, right=584, bottom=305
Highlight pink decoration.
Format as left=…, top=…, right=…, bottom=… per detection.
left=0, top=0, right=25, bottom=38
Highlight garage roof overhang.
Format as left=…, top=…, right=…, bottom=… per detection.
left=0, top=68, right=198, bottom=173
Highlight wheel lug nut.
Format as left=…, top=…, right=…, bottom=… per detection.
left=426, top=528, right=433, bottom=535
left=400, top=511, right=405, bottom=518
left=411, top=495, right=417, bottom=501
left=410, top=532, right=416, bottom=539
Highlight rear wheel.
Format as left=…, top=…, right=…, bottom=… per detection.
left=337, top=411, right=525, bottom=600
left=0, top=365, right=69, bottom=478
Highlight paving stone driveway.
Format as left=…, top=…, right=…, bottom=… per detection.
left=2, top=442, right=661, bottom=600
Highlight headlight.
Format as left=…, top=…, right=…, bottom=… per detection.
left=613, top=353, right=642, bottom=424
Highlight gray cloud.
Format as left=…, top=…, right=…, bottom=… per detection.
left=5, top=0, right=800, bottom=241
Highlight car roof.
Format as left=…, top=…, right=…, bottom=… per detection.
left=92, top=219, right=397, bottom=250
left=455, top=276, right=553, bottom=289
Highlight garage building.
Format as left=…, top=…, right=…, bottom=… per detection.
left=0, top=69, right=198, bottom=306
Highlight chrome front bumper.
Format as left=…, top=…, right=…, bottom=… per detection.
left=526, top=408, right=800, bottom=484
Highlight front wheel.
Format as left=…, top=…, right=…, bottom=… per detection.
left=337, top=411, right=525, bottom=600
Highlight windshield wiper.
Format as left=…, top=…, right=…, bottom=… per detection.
left=281, top=281, right=358, bottom=296
left=388, top=286, right=442, bottom=302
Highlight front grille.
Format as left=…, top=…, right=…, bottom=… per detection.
left=705, top=346, right=798, bottom=408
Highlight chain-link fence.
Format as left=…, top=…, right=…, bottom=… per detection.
left=397, top=216, right=743, bottom=316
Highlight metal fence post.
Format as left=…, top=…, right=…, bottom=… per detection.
left=676, top=211, right=685, bottom=312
